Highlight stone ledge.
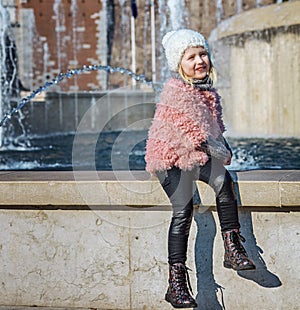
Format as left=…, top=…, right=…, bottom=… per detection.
left=0, top=170, right=299, bottom=208
left=215, top=1, right=300, bottom=39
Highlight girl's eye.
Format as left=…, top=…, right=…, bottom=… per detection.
left=185, top=54, right=194, bottom=60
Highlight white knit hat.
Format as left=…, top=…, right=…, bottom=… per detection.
left=162, top=29, right=212, bottom=72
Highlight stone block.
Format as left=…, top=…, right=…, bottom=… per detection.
left=1, top=170, right=300, bottom=208
left=0, top=210, right=131, bottom=309
left=0, top=208, right=298, bottom=309
left=237, top=181, right=280, bottom=207
left=216, top=1, right=300, bottom=38
left=281, top=182, right=300, bottom=207
left=280, top=171, right=300, bottom=206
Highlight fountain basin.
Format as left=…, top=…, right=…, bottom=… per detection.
left=22, top=90, right=156, bottom=136
left=215, top=2, right=300, bottom=38
left=1, top=132, right=299, bottom=171
left=0, top=169, right=299, bottom=309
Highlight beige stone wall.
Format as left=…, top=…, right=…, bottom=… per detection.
left=0, top=168, right=299, bottom=308
left=210, top=1, right=300, bottom=137
left=1, top=207, right=299, bottom=309
left=229, top=30, right=300, bottom=137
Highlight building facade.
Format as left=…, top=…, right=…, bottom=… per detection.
left=3, top=0, right=280, bottom=92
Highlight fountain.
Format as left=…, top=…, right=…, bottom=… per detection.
left=0, top=1, right=14, bottom=147
left=0, top=0, right=31, bottom=148
left=0, top=3, right=299, bottom=309
left=209, top=1, right=300, bottom=137
left=0, top=0, right=299, bottom=171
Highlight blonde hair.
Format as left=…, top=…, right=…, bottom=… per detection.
left=178, top=63, right=217, bottom=86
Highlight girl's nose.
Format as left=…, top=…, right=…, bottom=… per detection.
left=195, top=55, right=204, bottom=63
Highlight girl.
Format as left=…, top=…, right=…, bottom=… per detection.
left=145, top=29, right=255, bottom=309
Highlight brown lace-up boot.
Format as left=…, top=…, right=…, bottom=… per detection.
left=222, top=228, right=256, bottom=271
left=165, top=263, right=197, bottom=308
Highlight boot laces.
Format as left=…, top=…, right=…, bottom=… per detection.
left=185, top=266, right=194, bottom=295
left=237, top=231, right=246, bottom=243
left=224, top=229, right=247, bottom=256
left=173, top=264, right=194, bottom=295
left=234, top=231, right=247, bottom=254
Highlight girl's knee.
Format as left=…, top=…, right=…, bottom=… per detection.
left=212, top=171, right=232, bottom=193
left=170, top=208, right=193, bottom=235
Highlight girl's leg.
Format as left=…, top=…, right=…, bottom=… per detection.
left=156, top=166, right=194, bottom=264
left=198, top=158, right=239, bottom=231
left=198, top=158, right=255, bottom=270
left=156, top=166, right=197, bottom=308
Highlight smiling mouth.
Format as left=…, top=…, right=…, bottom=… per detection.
left=195, top=67, right=206, bottom=72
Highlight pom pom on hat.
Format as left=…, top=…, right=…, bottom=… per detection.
left=162, top=29, right=212, bottom=72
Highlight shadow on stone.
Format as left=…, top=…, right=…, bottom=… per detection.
left=237, top=210, right=282, bottom=288
left=231, top=171, right=282, bottom=288
left=194, top=211, right=225, bottom=310
left=192, top=177, right=282, bottom=309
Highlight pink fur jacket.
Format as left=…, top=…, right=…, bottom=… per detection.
left=145, top=77, right=226, bottom=173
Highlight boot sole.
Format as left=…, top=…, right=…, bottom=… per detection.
left=165, top=293, right=198, bottom=308
left=224, top=261, right=256, bottom=271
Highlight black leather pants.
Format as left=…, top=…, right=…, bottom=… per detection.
left=156, top=158, right=240, bottom=264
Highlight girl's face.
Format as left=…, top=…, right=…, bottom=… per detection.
left=180, top=46, right=211, bottom=80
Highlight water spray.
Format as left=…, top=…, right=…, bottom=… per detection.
left=0, top=64, right=157, bottom=128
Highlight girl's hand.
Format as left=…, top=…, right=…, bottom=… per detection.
left=223, top=152, right=232, bottom=165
